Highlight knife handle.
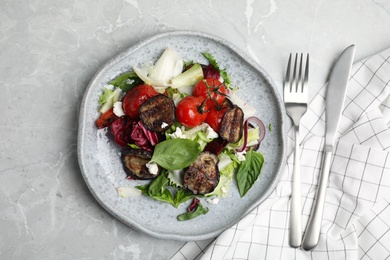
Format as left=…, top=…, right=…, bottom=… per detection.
left=289, top=127, right=302, bottom=248
left=302, top=150, right=333, bottom=250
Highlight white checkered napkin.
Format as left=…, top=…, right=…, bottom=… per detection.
left=171, top=48, right=390, bottom=260
left=317, top=127, right=390, bottom=241
left=355, top=196, right=390, bottom=259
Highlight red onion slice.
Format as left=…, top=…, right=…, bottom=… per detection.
left=236, top=116, right=266, bottom=152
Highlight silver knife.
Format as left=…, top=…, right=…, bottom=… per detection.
left=301, top=45, right=356, bottom=250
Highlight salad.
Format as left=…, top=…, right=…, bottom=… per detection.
left=96, top=48, right=266, bottom=221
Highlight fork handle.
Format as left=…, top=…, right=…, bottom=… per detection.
left=302, top=150, right=332, bottom=250
left=289, top=125, right=302, bottom=248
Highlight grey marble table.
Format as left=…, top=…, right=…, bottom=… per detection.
left=1, top=1, right=390, bottom=259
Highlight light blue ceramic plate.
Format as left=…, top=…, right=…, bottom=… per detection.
left=78, top=31, right=286, bottom=241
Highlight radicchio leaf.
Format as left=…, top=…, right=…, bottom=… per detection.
left=201, top=64, right=221, bottom=81
left=111, top=118, right=162, bottom=150
left=188, top=198, right=200, bottom=212
left=111, top=117, right=136, bottom=146
left=130, top=121, right=162, bottom=151
left=203, top=137, right=228, bottom=156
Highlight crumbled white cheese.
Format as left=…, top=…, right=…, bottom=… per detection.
left=161, top=122, right=168, bottom=128
left=206, top=197, right=220, bottom=205
left=146, top=162, right=159, bottom=175
left=235, top=150, right=247, bottom=161
left=126, top=78, right=135, bottom=85
left=205, top=126, right=219, bottom=139
left=169, top=127, right=187, bottom=139
left=113, top=101, right=125, bottom=117
left=106, top=84, right=114, bottom=90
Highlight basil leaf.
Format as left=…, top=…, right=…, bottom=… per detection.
left=137, top=172, right=194, bottom=208
left=109, top=71, right=143, bottom=92
left=151, top=189, right=174, bottom=205
left=150, top=139, right=201, bottom=171
left=173, top=189, right=194, bottom=208
left=177, top=202, right=209, bottom=221
left=236, top=150, right=264, bottom=197
left=136, top=171, right=174, bottom=205
left=136, top=184, right=149, bottom=196
left=136, top=186, right=175, bottom=206
left=147, top=170, right=170, bottom=196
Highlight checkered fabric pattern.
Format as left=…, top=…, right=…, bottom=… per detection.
left=171, top=47, right=390, bottom=260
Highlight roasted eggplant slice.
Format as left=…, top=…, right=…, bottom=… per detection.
left=139, top=94, right=175, bottom=132
left=121, top=148, right=161, bottom=180
left=183, top=152, right=219, bottom=195
left=220, top=97, right=234, bottom=109
left=219, top=106, right=244, bottom=143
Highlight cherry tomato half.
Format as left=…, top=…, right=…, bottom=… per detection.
left=192, top=78, right=228, bottom=109
left=96, top=108, right=118, bottom=129
left=122, top=84, right=158, bottom=118
left=176, top=96, right=209, bottom=127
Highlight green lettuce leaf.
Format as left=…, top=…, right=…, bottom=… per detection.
left=136, top=171, right=194, bottom=208
left=98, top=87, right=121, bottom=113
left=136, top=172, right=175, bottom=205
left=108, top=71, right=143, bottom=92
left=173, top=189, right=194, bottom=208
left=201, top=52, right=232, bottom=88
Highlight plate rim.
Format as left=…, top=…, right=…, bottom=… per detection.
left=77, top=30, right=287, bottom=241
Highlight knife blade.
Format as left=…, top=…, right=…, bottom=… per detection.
left=301, top=44, right=356, bottom=250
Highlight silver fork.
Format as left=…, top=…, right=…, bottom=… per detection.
left=284, top=53, right=309, bottom=248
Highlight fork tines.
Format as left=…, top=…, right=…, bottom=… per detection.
left=285, top=53, right=309, bottom=97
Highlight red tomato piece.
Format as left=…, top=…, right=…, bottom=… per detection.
left=122, top=84, right=158, bottom=118
left=205, top=107, right=229, bottom=133
left=192, top=78, right=228, bottom=109
left=96, top=108, right=118, bottom=129
left=176, top=96, right=209, bottom=127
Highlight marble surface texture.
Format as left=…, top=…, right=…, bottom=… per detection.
left=1, top=0, right=390, bottom=259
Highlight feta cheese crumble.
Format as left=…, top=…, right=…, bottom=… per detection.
left=106, top=84, right=114, bottom=90
left=235, top=150, right=247, bottom=161
left=126, top=78, right=135, bottom=85
left=113, top=101, right=125, bottom=117
left=205, top=126, right=219, bottom=139
left=206, top=197, right=220, bottom=205
left=169, top=127, right=187, bottom=139
left=146, top=162, right=159, bottom=175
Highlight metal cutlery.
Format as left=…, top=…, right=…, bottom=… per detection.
left=284, top=53, right=309, bottom=248
left=302, top=45, right=356, bottom=250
